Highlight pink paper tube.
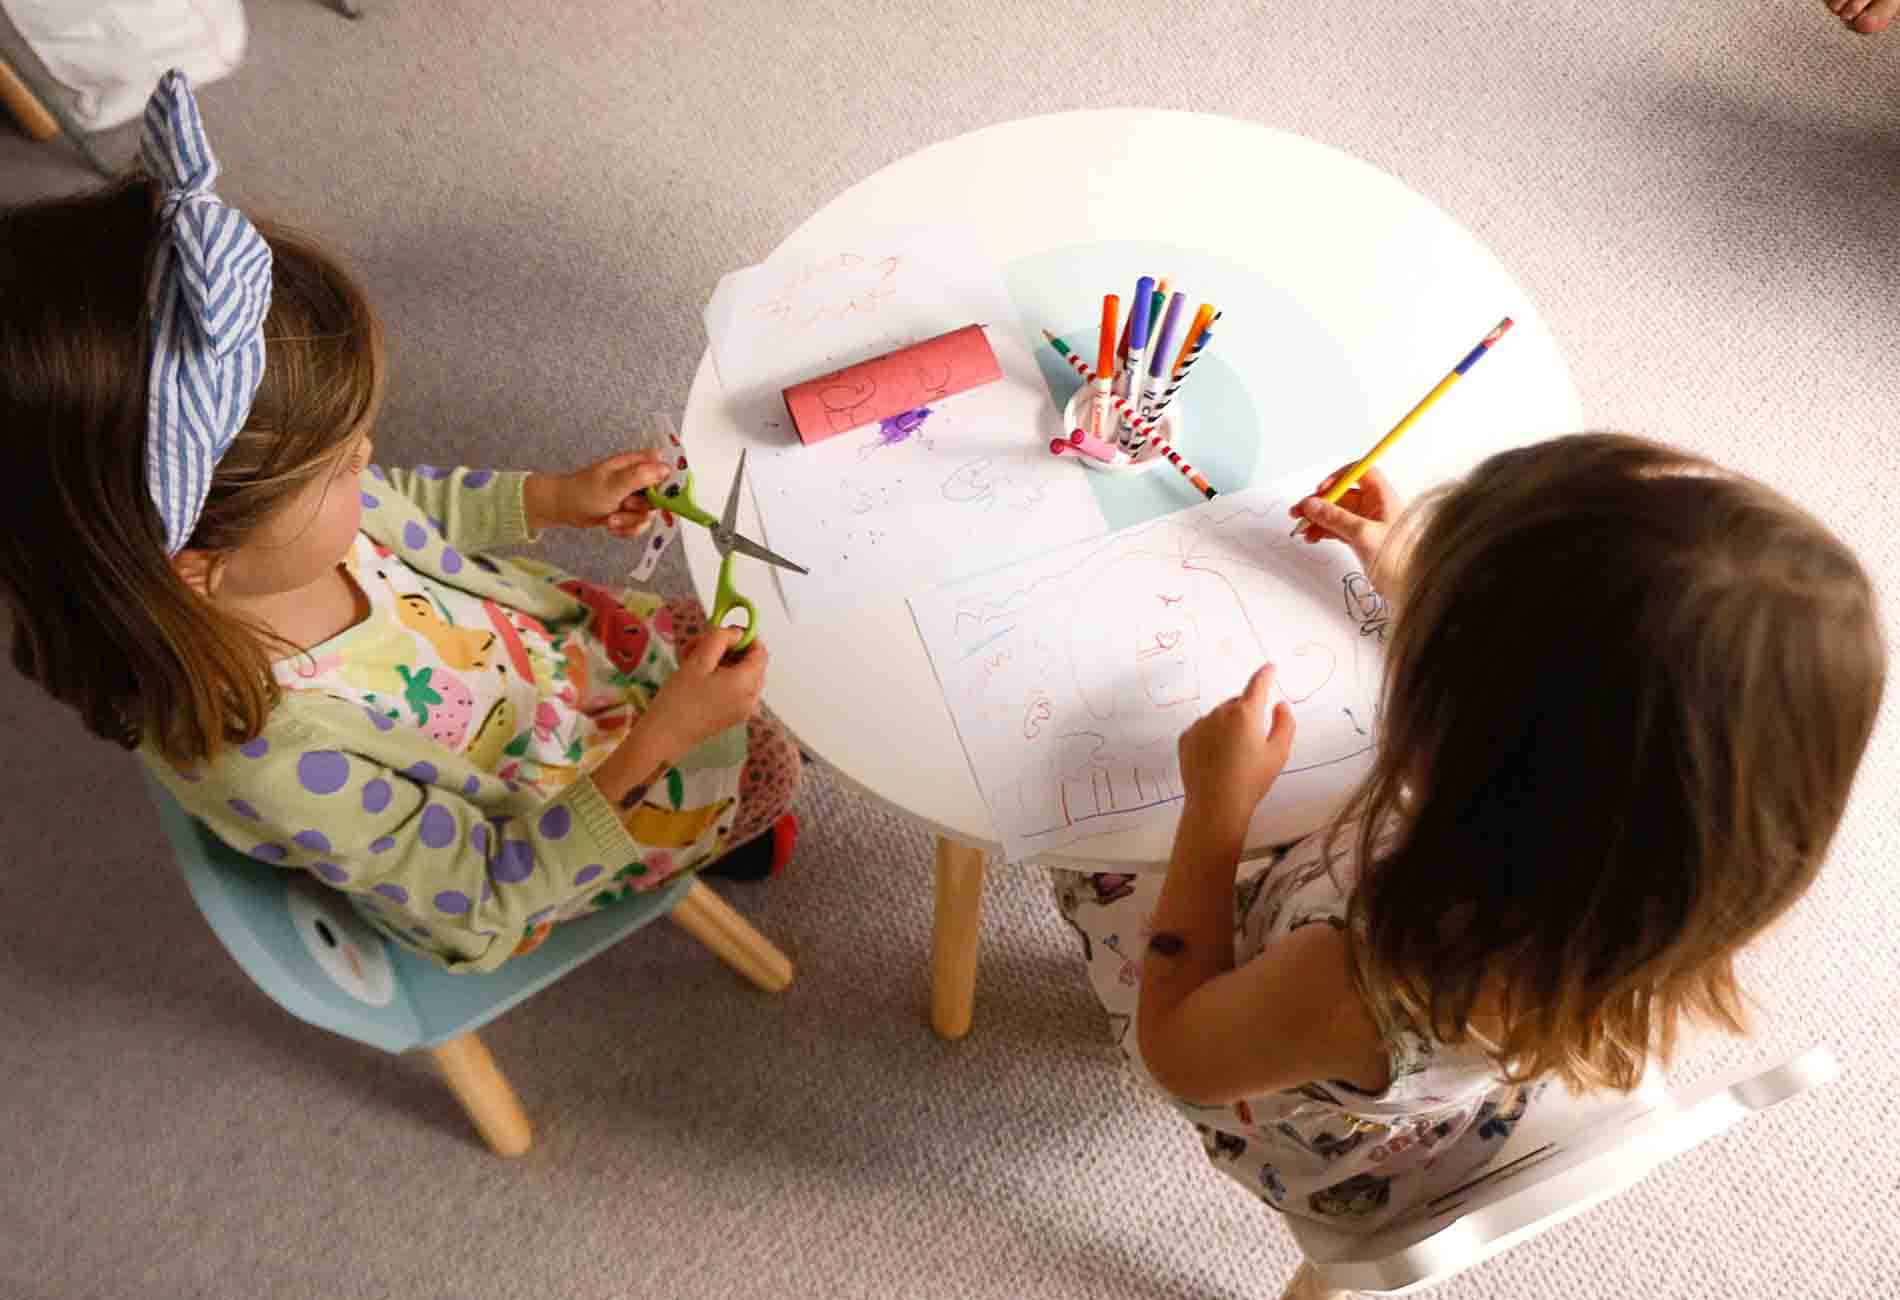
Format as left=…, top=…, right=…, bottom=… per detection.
left=781, top=323, right=1003, bottom=445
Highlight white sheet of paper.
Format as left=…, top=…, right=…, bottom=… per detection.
left=742, top=357, right=1107, bottom=620
left=707, top=223, right=1111, bottom=620
left=705, top=223, right=1032, bottom=434
left=908, top=469, right=1388, bottom=862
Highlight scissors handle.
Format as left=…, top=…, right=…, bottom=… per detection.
left=709, top=553, right=757, bottom=651
left=643, top=471, right=720, bottom=530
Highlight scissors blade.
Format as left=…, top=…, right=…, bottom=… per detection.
left=722, top=530, right=809, bottom=575
left=720, top=448, right=747, bottom=533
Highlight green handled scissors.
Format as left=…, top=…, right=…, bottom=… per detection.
left=642, top=448, right=807, bottom=651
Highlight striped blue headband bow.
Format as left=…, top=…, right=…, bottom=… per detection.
left=141, top=70, right=272, bottom=555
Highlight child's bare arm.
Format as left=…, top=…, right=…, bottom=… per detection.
left=1138, top=924, right=1389, bottom=1105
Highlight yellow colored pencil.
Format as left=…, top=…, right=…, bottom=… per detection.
left=1292, top=316, right=1515, bottom=537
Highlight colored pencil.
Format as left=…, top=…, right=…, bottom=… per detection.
left=1093, top=295, right=1119, bottom=442
left=1292, top=315, right=1515, bottom=537
left=1139, top=431, right=1216, bottom=499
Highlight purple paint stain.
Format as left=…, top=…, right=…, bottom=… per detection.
left=876, top=406, right=932, bottom=446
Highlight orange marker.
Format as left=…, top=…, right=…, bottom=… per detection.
left=1092, top=295, right=1119, bottom=441
left=1170, top=303, right=1216, bottom=380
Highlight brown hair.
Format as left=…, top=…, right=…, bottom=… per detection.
left=1335, top=433, right=1884, bottom=1091
left=0, top=174, right=380, bottom=764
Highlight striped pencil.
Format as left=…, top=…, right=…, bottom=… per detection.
left=1041, top=335, right=1168, bottom=440
left=1044, top=329, right=1107, bottom=387
left=1292, top=315, right=1516, bottom=537
left=1139, top=431, right=1216, bottom=499
left=1037, top=331, right=1214, bottom=496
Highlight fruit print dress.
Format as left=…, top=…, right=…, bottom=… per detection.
left=143, top=466, right=748, bottom=973
left=1053, top=826, right=1543, bottom=1232
left=275, top=529, right=739, bottom=923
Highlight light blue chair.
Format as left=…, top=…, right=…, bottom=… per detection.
left=144, top=772, right=792, bottom=1156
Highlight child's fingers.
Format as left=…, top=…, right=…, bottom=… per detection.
left=683, top=625, right=742, bottom=672
left=600, top=451, right=671, bottom=494
left=1289, top=463, right=1360, bottom=520
left=1264, top=700, right=1297, bottom=760
left=1297, top=496, right=1373, bottom=546
left=1239, top=662, right=1276, bottom=716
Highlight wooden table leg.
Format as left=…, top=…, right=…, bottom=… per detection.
left=930, top=835, right=988, bottom=1040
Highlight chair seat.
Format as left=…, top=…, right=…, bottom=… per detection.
left=145, top=770, right=691, bottom=1053
left=1293, top=1048, right=1838, bottom=1295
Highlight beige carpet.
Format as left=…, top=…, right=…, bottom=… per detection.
left=3, top=2, right=1897, bottom=1297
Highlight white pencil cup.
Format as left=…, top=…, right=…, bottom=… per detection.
left=1060, top=387, right=1188, bottom=475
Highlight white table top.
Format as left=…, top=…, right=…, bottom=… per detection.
left=681, top=110, right=1583, bottom=868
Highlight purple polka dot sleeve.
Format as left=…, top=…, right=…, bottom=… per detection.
left=144, top=721, right=645, bottom=975
left=370, top=465, right=539, bottom=557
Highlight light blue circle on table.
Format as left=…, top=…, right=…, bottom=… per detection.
left=1004, top=240, right=1376, bottom=534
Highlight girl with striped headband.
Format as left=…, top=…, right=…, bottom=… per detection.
left=0, top=72, right=800, bottom=974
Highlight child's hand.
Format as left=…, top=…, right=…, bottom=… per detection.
left=527, top=450, right=673, bottom=535
left=641, top=626, right=769, bottom=753
left=1177, top=664, right=1296, bottom=827
left=1291, top=464, right=1402, bottom=581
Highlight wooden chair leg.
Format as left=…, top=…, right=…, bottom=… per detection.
left=0, top=60, right=59, bottom=140
left=0, top=56, right=114, bottom=175
left=428, top=1030, right=533, bottom=1158
left=668, top=879, right=793, bottom=992
left=1278, top=1262, right=1339, bottom=1299
left=929, top=835, right=987, bottom=1040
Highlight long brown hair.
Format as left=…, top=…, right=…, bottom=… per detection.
left=0, top=174, right=380, bottom=764
left=1335, top=433, right=1884, bottom=1091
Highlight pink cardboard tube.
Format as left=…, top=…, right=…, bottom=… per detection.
left=781, top=323, right=1002, bottom=445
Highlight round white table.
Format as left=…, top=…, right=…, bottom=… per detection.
left=680, top=110, right=1583, bottom=1038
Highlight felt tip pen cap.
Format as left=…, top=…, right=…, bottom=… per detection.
left=1096, top=295, right=1120, bottom=376
left=1129, top=277, right=1154, bottom=348
left=1148, top=292, right=1188, bottom=378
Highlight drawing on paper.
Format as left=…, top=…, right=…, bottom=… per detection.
left=911, top=481, right=1388, bottom=860
left=752, top=253, right=902, bottom=332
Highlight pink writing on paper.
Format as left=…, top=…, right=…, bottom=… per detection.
left=752, top=254, right=901, bottom=332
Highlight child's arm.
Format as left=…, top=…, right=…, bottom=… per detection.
left=373, top=465, right=539, bottom=553
left=161, top=714, right=663, bottom=974
left=1137, top=664, right=1389, bottom=1103
left=521, top=450, right=671, bottom=539
left=373, top=451, right=670, bottom=557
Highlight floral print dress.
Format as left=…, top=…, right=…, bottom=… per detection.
left=276, top=533, right=737, bottom=919
left=1053, top=827, right=1544, bottom=1232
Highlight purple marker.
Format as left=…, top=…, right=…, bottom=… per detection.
left=1140, top=292, right=1188, bottom=421
left=1117, top=277, right=1155, bottom=411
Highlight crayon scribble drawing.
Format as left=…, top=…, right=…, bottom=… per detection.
left=752, top=253, right=902, bottom=333
left=911, top=477, right=1388, bottom=861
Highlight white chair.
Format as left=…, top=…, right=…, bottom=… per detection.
left=1281, top=1046, right=1839, bottom=1297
